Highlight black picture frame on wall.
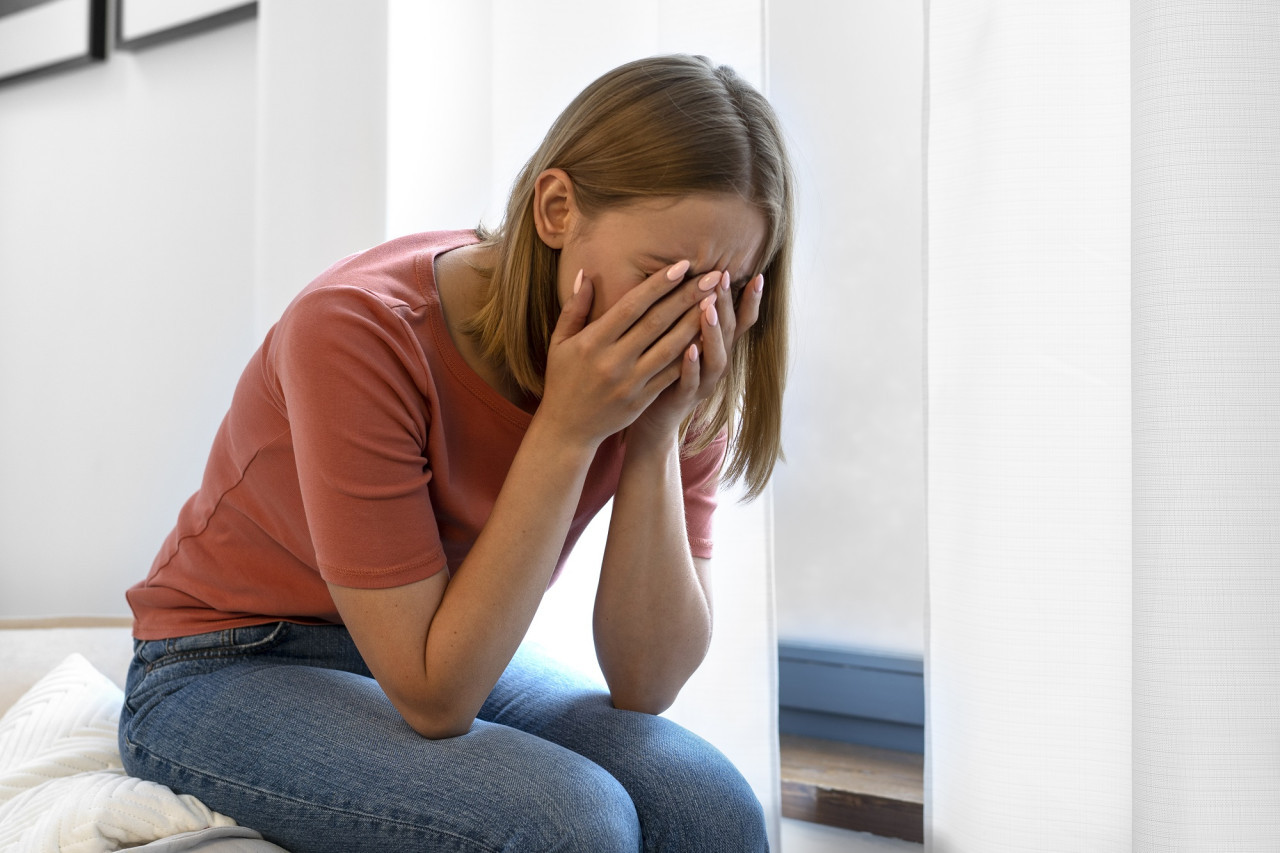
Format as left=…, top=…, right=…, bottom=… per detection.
left=0, top=0, right=106, bottom=88
left=116, top=0, right=255, bottom=51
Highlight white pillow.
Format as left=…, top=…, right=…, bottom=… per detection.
left=0, top=653, right=240, bottom=852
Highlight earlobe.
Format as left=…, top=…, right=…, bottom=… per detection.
left=532, top=168, right=576, bottom=249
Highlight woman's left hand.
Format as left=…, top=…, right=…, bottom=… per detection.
left=627, top=269, right=765, bottom=449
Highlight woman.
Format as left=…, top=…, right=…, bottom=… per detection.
left=120, top=54, right=793, bottom=852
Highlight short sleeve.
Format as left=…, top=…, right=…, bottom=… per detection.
left=271, top=286, right=448, bottom=588
left=679, top=427, right=729, bottom=559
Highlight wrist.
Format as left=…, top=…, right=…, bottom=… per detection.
left=523, top=412, right=603, bottom=470
left=623, top=424, right=681, bottom=468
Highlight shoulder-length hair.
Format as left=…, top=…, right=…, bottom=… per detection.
left=467, top=54, right=794, bottom=500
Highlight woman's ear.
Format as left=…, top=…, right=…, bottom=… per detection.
left=532, top=168, right=577, bottom=249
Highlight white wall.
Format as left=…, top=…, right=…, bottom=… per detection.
left=0, top=19, right=258, bottom=616
left=768, top=0, right=926, bottom=657
left=255, top=0, right=388, bottom=334
left=0, top=0, right=928, bottom=662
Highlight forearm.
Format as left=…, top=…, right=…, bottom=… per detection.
left=594, top=432, right=713, bottom=714
left=410, top=417, right=597, bottom=735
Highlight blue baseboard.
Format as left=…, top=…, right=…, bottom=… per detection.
left=779, top=642, right=924, bottom=754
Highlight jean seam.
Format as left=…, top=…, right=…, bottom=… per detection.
left=143, top=623, right=290, bottom=674
left=124, top=738, right=508, bottom=853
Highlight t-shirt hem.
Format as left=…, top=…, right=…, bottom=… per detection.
left=319, top=553, right=449, bottom=590
left=131, top=615, right=334, bottom=642
left=688, top=536, right=714, bottom=560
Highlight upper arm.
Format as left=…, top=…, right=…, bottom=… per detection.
left=327, top=573, right=451, bottom=735
left=277, top=289, right=462, bottom=734
left=273, top=287, right=445, bottom=587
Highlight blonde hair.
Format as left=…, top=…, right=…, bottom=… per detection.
left=468, top=54, right=794, bottom=500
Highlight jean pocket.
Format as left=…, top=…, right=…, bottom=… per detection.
left=146, top=621, right=291, bottom=672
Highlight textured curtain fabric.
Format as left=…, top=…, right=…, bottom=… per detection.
left=926, top=0, right=1278, bottom=849
left=1131, top=2, right=1280, bottom=848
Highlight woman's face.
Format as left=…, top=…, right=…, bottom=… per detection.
left=556, top=193, right=768, bottom=324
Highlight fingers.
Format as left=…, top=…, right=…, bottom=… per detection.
left=591, top=260, right=693, bottom=342
left=636, top=268, right=766, bottom=398
left=549, top=269, right=594, bottom=347
left=641, top=339, right=702, bottom=404
left=683, top=341, right=702, bottom=386
left=734, top=273, right=766, bottom=344
left=675, top=341, right=703, bottom=399
left=685, top=270, right=762, bottom=390
left=635, top=299, right=704, bottom=382
left=564, top=262, right=764, bottom=415
left=617, top=267, right=720, bottom=360
left=698, top=275, right=731, bottom=384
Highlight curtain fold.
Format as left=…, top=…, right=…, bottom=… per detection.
left=928, top=0, right=1279, bottom=848
left=1131, top=2, right=1280, bottom=848
left=925, top=2, right=1133, bottom=848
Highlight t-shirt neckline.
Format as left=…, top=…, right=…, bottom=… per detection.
left=417, top=232, right=535, bottom=430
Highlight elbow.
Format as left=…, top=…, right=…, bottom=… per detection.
left=609, top=686, right=679, bottom=716
left=400, top=706, right=475, bottom=740
left=409, top=717, right=473, bottom=740
left=599, top=652, right=705, bottom=716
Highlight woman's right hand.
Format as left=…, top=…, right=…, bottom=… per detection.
left=538, top=261, right=706, bottom=448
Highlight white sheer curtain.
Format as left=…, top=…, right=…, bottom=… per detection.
left=926, top=1, right=1279, bottom=849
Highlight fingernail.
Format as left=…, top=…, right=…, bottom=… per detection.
left=705, top=302, right=718, bottom=327
left=688, top=343, right=699, bottom=362
left=698, top=271, right=720, bottom=291
left=720, top=271, right=731, bottom=292
left=753, top=274, right=765, bottom=293
left=573, top=269, right=583, bottom=295
left=666, top=260, right=691, bottom=281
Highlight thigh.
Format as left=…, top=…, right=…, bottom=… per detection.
left=479, top=646, right=769, bottom=853
left=120, top=627, right=641, bottom=853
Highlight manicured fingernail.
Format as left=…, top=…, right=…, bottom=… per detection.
left=573, top=269, right=583, bottom=294
left=666, top=260, right=691, bottom=281
left=705, top=302, right=718, bottom=327
left=698, top=271, right=720, bottom=291
left=688, top=343, right=699, bottom=362
left=753, top=273, right=765, bottom=293
left=720, top=271, right=731, bottom=292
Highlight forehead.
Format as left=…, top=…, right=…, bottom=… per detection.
left=599, top=194, right=769, bottom=280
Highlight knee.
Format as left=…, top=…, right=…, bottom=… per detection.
left=529, top=761, right=641, bottom=853
left=669, top=752, right=768, bottom=851
left=625, top=718, right=769, bottom=851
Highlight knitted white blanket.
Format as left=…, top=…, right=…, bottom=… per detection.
left=0, top=654, right=239, bottom=852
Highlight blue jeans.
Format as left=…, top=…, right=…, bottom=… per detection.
left=118, top=622, right=768, bottom=852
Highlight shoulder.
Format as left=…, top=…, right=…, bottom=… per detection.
left=265, top=284, right=429, bottom=409
left=295, top=230, right=480, bottom=310
left=277, top=284, right=407, bottom=344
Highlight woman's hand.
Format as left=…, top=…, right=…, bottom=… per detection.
left=626, top=269, right=766, bottom=450
left=538, top=260, right=716, bottom=449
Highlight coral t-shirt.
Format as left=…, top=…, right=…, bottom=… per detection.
left=126, top=230, right=725, bottom=640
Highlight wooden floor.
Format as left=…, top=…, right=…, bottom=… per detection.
left=780, top=734, right=924, bottom=843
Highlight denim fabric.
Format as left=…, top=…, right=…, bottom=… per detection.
left=118, top=623, right=768, bottom=853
